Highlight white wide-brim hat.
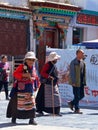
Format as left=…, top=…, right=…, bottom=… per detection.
left=24, top=51, right=37, bottom=60
left=48, top=52, right=61, bottom=62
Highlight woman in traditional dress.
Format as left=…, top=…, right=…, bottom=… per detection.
left=36, top=52, right=62, bottom=116
left=6, top=51, right=40, bottom=125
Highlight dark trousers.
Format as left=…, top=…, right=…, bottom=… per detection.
left=0, top=81, right=8, bottom=99
left=71, top=84, right=84, bottom=110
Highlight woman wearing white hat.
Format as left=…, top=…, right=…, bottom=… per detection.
left=6, top=51, right=40, bottom=125
left=36, top=52, right=62, bottom=116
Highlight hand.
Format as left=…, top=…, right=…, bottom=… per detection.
left=6, top=70, right=10, bottom=74
left=48, top=75, right=54, bottom=80
left=22, top=73, right=31, bottom=79
left=84, top=85, right=87, bottom=88
left=72, top=84, right=76, bottom=87
left=31, top=77, right=36, bottom=80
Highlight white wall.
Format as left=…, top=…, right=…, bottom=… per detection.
left=0, top=0, right=28, bottom=7
left=83, top=27, right=98, bottom=42
left=66, top=26, right=73, bottom=45
left=86, top=27, right=98, bottom=41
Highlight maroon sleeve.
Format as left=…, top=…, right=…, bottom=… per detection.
left=40, top=63, right=50, bottom=78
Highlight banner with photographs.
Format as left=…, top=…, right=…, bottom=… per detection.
left=46, top=48, right=98, bottom=107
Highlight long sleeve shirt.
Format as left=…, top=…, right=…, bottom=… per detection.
left=13, top=64, right=40, bottom=88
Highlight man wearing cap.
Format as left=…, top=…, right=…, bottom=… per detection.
left=68, top=49, right=86, bottom=114
left=6, top=51, right=40, bottom=125
left=36, top=51, right=62, bottom=116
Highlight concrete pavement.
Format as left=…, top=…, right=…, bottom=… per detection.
left=0, top=91, right=98, bottom=130
left=0, top=124, right=89, bottom=130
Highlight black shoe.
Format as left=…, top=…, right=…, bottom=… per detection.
left=74, top=109, right=83, bottom=114
left=29, top=119, right=37, bottom=125
left=11, top=118, right=16, bottom=124
left=68, top=102, right=74, bottom=111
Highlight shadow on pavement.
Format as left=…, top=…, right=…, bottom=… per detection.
left=0, top=122, right=28, bottom=128
left=61, top=112, right=74, bottom=115
left=36, top=113, right=53, bottom=117
left=0, top=123, right=16, bottom=128
left=36, top=112, right=74, bottom=117
left=87, top=113, right=98, bottom=115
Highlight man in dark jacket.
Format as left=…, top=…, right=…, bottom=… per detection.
left=68, top=49, right=86, bottom=114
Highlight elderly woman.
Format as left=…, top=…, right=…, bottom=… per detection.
left=36, top=52, right=62, bottom=116
left=6, top=51, right=40, bottom=125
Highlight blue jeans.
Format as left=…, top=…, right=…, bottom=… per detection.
left=71, top=84, right=84, bottom=110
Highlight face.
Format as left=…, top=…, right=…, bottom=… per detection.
left=2, top=57, right=7, bottom=63
left=77, top=51, right=85, bottom=60
left=52, top=59, right=58, bottom=64
left=25, top=59, right=35, bottom=67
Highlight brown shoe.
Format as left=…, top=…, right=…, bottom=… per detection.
left=74, top=109, right=83, bottom=114
left=68, top=102, right=74, bottom=111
